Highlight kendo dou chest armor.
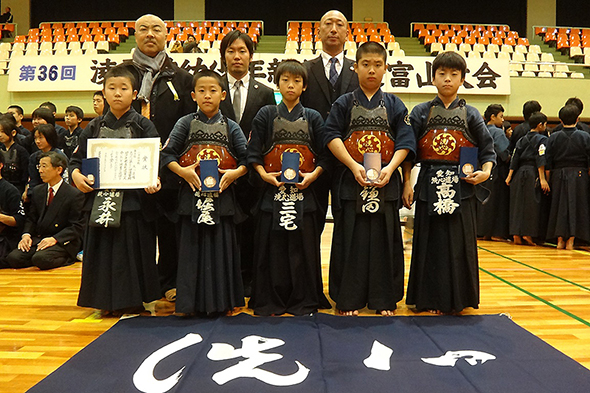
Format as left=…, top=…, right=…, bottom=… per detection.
left=0, top=148, right=20, bottom=182
left=263, top=112, right=317, bottom=173
left=179, top=118, right=237, bottom=170
left=417, top=103, right=475, bottom=164
left=343, top=97, right=395, bottom=164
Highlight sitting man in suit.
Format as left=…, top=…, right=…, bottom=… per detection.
left=219, top=29, right=276, bottom=296
left=300, top=9, right=359, bottom=121
left=5, top=151, right=84, bottom=270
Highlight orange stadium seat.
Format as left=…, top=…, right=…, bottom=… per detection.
left=88, top=22, right=99, bottom=28
left=113, top=22, right=124, bottom=28
left=80, top=34, right=93, bottom=42
left=464, top=35, right=476, bottom=45
left=101, top=22, right=112, bottom=28
left=66, top=34, right=79, bottom=42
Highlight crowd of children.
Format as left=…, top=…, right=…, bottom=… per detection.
left=0, top=45, right=588, bottom=318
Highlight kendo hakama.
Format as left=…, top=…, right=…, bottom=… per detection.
left=161, top=111, right=247, bottom=315
left=247, top=103, right=330, bottom=316
left=477, top=124, right=510, bottom=239
left=323, top=90, right=416, bottom=312
left=406, top=98, right=496, bottom=313
left=508, top=132, right=549, bottom=239
left=545, top=127, right=590, bottom=243
left=74, top=109, right=161, bottom=312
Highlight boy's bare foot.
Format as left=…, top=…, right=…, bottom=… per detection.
left=566, top=237, right=575, bottom=250
left=338, top=309, right=359, bottom=316
left=491, top=236, right=505, bottom=242
left=513, top=235, right=522, bottom=245
left=378, top=310, right=395, bottom=316
left=427, top=309, right=442, bottom=315
left=523, top=236, right=535, bottom=246
left=557, top=237, right=565, bottom=249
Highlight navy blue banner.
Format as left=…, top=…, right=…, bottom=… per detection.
left=28, top=314, right=590, bottom=393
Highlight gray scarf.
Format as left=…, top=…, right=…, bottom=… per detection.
left=132, top=49, right=167, bottom=103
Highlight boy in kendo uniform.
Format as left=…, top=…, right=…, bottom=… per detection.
left=247, top=59, right=331, bottom=316
left=71, top=66, right=162, bottom=316
left=402, top=52, right=496, bottom=315
left=322, top=42, right=416, bottom=316
left=161, top=69, right=248, bottom=316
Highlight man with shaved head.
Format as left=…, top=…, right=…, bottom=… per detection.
left=122, top=14, right=195, bottom=304
left=300, top=10, right=359, bottom=232
left=301, top=10, right=359, bottom=120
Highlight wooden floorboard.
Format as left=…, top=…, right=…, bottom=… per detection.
left=1, top=223, right=589, bottom=392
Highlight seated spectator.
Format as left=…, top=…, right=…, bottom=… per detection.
left=5, top=152, right=83, bottom=270
left=60, top=106, right=83, bottom=158
left=182, top=34, right=202, bottom=53
left=0, top=152, right=25, bottom=265
left=0, top=114, right=29, bottom=193
left=7, top=105, right=32, bottom=152
left=92, top=91, right=108, bottom=116
left=24, top=124, right=67, bottom=201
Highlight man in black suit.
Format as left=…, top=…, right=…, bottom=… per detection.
left=5, top=152, right=84, bottom=270
left=219, top=30, right=276, bottom=296
left=219, top=30, right=276, bottom=138
left=300, top=10, right=359, bottom=120
left=124, top=14, right=196, bottom=303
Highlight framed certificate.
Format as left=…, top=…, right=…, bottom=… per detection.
left=87, top=138, right=160, bottom=189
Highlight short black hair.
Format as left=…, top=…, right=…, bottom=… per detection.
left=7, top=105, right=23, bottom=116
left=220, top=30, right=254, bottom=67
left=559, top=104, right=580, bottom=126
left=356, top=41, right=387, bottom=63
left=39, top=101, right=57, bottom=113
left=274, top=59, right=308, bottom=88
left=484, top=104, right=505, bottom=122
left=528, top=111, right=547, bottom=129
left=34, top=124, right=58, bottom=148
left=39, top=151, right=67, bottom=176
left=192, top=69, right=225, bottom=90
left=32, top=107, right=56, bottom=126
left=502, top=120, right=512, bottom=132
left=565, top=97, right=583, bottom=116
left=93, top=91, right=104, bottom=98
left=103, top=65, right=136, bottom=87
left=0, top=113, right=17, bottom=139
left=432, top=51, right=467, bottom=79
left=522, top=100, right=542, bottom=120
left=66, top=105, right=84, bottom=119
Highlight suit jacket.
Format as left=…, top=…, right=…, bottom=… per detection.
left=25, top=182, right=85, bottom=258
left=301, top=55, right=359, bottom=120
left=220, top=74, right=276, bottom=139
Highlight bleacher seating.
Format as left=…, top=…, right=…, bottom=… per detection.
left=412, top=22, right=584, bottom=79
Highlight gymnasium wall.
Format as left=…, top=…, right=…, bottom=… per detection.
left=29, top=0, right=174, bottom=27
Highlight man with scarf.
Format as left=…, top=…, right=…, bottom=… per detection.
left=122, top=14, right=195, bottom=303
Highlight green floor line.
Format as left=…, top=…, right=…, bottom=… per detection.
left=479, top=266, right=590, bottom=328
left=478, top=246, right=590, bottom=293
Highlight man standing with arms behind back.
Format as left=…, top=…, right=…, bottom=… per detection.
left=300, top=10, right=359, bottom=230
left=219, top=30, right=276, bottom=297
left=122, top=14, right=195, bottom=304
left=301, top=10, right=359, bottom=121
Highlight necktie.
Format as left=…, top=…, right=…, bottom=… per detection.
left=47, top=187, right=54, bottom=205
left=233, top=80, right=242, bottom=124
left=329, top=57, right=338, bottom=86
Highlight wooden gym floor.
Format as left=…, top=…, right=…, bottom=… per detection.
left=1, top=223, right=589, bottom=392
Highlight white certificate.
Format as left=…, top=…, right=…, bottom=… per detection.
left=87, top=138, right=160, bottom=189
